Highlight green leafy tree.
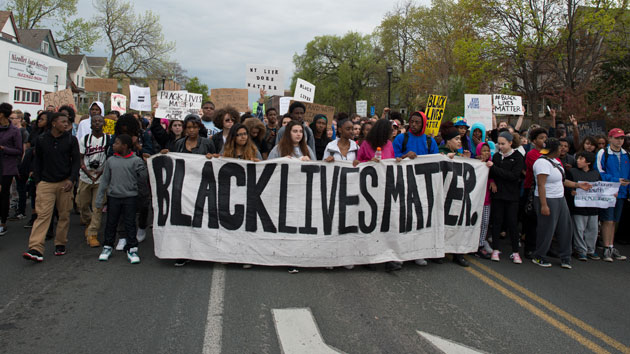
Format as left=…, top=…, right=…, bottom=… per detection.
left=4, top=0, right=99, bottom=53
left=185, top=77, right=209, bottom=103
left=292, top=32, right=385, bottom=113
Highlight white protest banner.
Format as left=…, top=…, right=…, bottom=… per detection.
left=356, top=100, right=368, bottom=117
left=464, top=94, right=493, bottom=131
left=279, top=97, right=292, bottom=115
left=246, top=64, right=284, bottom=96
left=155, top=90, right=203, bottom=120
left=575, top=181, right=620, bottom=208
left=129, top=85, right=152, bottom=111
left=294, top=78, right=315, bottom=103
left=148, top=154, right=488, bottom=266
left=110, top=93, right=127, bottom=114
left=493, top=94, right=523, bottom=115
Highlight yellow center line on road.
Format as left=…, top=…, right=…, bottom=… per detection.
left=468, top=258, right=630, bottom=354
left=465, top=266, right=611, bottom=354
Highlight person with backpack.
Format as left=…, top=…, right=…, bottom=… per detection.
left=392, top=111, right=439, bottom=158
left=77, top=115, right=110, bottom=248
left=596, top=128, right=630, bottom=262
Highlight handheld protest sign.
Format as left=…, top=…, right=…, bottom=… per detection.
left=246, top=64, right=284, bottom=96
left=425, top=94, right=447, bottom=136
left=293, top=78, right=315, bottom=103
left=493, top=94, right=523, bottom=115
left=110, top=93, right=127, bottom=114
left=155, top=90, right=203, bottom=120
left=464, top=94, right=492, bottom=131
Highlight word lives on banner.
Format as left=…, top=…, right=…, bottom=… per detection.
left=148, top=154, right=489, bottom=267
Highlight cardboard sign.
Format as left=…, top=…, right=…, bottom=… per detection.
left=278, top=97, right=292, bottom=115
left=293, top=78, right=315, bottom=103
left=356, top=100, right=367, bottom=117
left=43, top=89, right=75, bottom=111
left=129, top=85, right=152, bottom=111
left=424, top=94, right=448, bottom=137
left=290, top=100, right=335, bottom=128
left=245, top=64, right=284, bottom=96
left=464, top=94, right=493, bottom=131
left=210, top=88, right=249, bottom=113
left=155, top=90, right=203, bottom=120
left=493, top=94, right=523, bottom=115
left=110, top=93, right=126, bottom=114
left=85, top=78, right=118, bottom=92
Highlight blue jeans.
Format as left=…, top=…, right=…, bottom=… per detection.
left=104, top=196, right=138, bottom=250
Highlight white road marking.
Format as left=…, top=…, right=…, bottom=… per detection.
left=202, top=263, right=226, bottom=354
left=272, top=308, right=343, bottom=354
left=417, top=331, right=486, bottom=354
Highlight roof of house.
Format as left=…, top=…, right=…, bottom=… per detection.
left=0, top=11, right=20, bottom=42
left=16, top=28, right=59, bottom=57
left=60, top=54, right=85, bottom=72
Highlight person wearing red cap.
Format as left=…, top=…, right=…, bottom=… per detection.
left=595, top=128, right=630, bottom=262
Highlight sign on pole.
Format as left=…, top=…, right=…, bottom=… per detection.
left=155, top=90, right=203, bottom=120
left=85, top=78, right=118, bottom=92
left=110, top=93, right=127, bottom=114
left=293, top=78, right=315, bottom=103
left=210, top=88, right=249, bottom=113
left=493, top=94, right=523, bottom=115
left=356, top=100, right=367, bottom=117
left=129, top=85, right=151, bottom=111
left=424, top=94, right=448, bottom=137
left=464, top=94, right=493, bottom=131
left=245, top=64, right=284, bottom=96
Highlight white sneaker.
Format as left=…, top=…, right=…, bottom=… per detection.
left=414, top=258, right=428, bottom=266
left=99, top=246, right=113, bottom=261
left=127, top=247, right=140, bottom=264
left=137, top=228, right=146, bottom=243
left=116, top=238, right=126, bottom=251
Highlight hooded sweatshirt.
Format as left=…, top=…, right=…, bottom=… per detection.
left=76, top=101, right=105, bottom=139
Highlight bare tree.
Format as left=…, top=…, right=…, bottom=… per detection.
left=94, top=0, right=175, bottom=78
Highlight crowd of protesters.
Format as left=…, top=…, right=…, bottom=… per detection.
left=2, top=92, right=629, bottom=272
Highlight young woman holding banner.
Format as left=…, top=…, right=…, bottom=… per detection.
left=267, top=121, right=316, bottom=161
left=221, top=124, right=262, bottom=161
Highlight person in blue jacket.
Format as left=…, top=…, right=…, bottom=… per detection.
left=393, top=111, right=439, bottom=158
left=596, top=128, right=630, bottom=262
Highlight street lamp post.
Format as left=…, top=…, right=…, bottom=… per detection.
left=387, top=66, right=393, bottom=110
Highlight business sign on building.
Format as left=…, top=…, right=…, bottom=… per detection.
left=8, top=51, right=49, bottom=83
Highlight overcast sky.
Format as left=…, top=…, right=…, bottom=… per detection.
left=76, top=0, right=429, bottom=99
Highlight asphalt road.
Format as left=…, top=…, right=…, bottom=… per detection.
left=1, top=211, right=629, bottom=354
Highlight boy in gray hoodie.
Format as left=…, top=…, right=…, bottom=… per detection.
left=96, top=134, right=147, bottom=264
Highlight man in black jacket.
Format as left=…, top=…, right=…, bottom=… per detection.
left=23, top=113, right=80, bottom=262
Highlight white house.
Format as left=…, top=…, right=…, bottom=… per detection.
left=0, top=11, right=67, bottom=116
